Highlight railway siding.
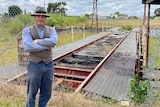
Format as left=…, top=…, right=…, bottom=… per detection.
left=82, top=28, right=141, bottom=101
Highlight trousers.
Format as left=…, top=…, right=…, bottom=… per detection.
left=26, top=61, right=54, bottom=107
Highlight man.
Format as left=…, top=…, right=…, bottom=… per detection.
left=22, top=6, right=58, bottom=107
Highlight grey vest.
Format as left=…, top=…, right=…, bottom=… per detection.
left=29, top=25, right=52, bottom=64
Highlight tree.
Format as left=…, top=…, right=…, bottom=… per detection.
left=84, top=14, right=90, bottom=18
left=150, top=16, right=155, bottom=19
left=154, top=8, right=160, bottom=16
left=128, top=16, right=138, bottom=19
left=114, top=11, right=120, bottom=16
left=3, top=12, right=9, bottom=17
left=47, top=2, right=67, bottom=16
left=8, top=5, right=22, bottom=17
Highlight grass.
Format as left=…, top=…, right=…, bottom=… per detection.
left=149, top=37, right=160, bottom=68
left=0, top=30, right=94, bottom=66
left=0, top=83, right=126, bottom=107
left=152, top=90, right=160, bottom=106
left=1, top=19, right=160, bottom=106
left=57, top=31, right=93, bottom=47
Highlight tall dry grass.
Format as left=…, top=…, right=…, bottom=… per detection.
left=1, top=19, right=160, bottom=107
left=0, top=83, right=125, bottom=107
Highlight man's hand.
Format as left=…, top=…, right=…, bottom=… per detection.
left=33, top=39, right=51, bottom=50
left=33, top=40, right=38, bottom=44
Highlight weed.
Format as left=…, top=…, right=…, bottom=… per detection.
left=128, top=74, right=150, bottom=105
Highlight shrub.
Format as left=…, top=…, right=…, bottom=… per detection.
left=121, top=25, right=132, bottom=31
left=45, top=14, right=88, bottom=27
left=17, top=14, right=34, bottom=26
left=128, top=74, right=150, bottom=105
left=9, top=19, right=25, bottom=34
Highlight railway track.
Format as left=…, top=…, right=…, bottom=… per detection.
left=52, top=30, right=129, bottom=91
left=7, top=29, right=130, bottom=92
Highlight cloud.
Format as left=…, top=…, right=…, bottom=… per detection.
left=0, top=0, right=159, bottom=17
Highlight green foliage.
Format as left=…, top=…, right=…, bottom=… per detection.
left=47, top=2, right=67, bottom=15
left=0, top=29, right=6, bottom=42
left=8, top=14, right=34, bottom=34
left=98, top=98, right=116, bottom=104
left=129, top=16, right=138, bottom=19
left=3, top=13, right=9, bottom=17
left=77, top=17, right=88, bottom=22
left=84, top=14, right=90, bottom=18
left=46, top=17, right=57, bottom=27
left=154, top=8, right=160, bottom=16
left=114, top=11, right=120, bottom=16
left=128, top=74, right=150, bottom=105
left=149, top=38, right=160, bottom=68
left=0, top=98, right=25, bottom=107
left=150, top=16, right=156, bottom=19
left=9, top=19, right=25, bottom=34
left=46, top=14, right=88, bottom=27
left=16, top=14, right=34, bottom=26
left=8, top=5, right=22, bottom=17
left=121, top=25, right=132, bottom=31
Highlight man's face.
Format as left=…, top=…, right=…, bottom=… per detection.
left=34, top=15, right=46, bottom=26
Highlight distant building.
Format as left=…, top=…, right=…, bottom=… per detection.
left=98, top=15, right=111, bottom=19
left=117, top=15, right=128, bottom=20
left=111, top=13, right=118, bottom=19
left=89, top=14, right=111, bottom=20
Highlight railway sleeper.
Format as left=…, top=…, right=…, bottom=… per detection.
left=54, top=72, right=86, bottom=81
left=58, top=55, right=102, bottom=66
left=55, top=63, right=96, bottom=69
left=72, top=53, right=104, bottom=61
left=53, top=78, right=82, bottom=91
left=54, top=66, right=91, bottom=77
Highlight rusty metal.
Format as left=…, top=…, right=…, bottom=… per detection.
left=55, top=66, right=91, bottom=77
left=53, top=32, right=111, bottom=62
left=142, top=0, right=160, bottom=67
left=75, top=31, right=131, bottom=93
left=135, top=32, right=141, bottom=76
left=142, top=0, right=160, bottom=4
left=6, top=32, right=112, bottom=89
left=52, top=78, right=64, bottom=89
left=146, top=4, right=150, bottom=67
left=62, top=79, right=82, bottom=89
left=143, top=4, right=146, bottom=26
left=6, top=30, right=130, bottom=93
left=82, top=28, right=140, bottom=101
left=7, top=71, right=27, bottom=85
left=91, top=0, right=98, bottom=33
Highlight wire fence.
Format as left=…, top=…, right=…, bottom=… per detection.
left=1, top=1, right=160, bottom=107
left=0, top=5, right=98, bottom=106
left=140, top=28, right=160, bottom=107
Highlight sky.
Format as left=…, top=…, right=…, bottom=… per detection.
left=0, top=0, right=160, bottom=17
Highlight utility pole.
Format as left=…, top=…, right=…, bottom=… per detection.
left=91, top=0, right=98, bottom=33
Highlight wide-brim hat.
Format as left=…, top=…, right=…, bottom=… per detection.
left=31, top=6, right=50, bottom=17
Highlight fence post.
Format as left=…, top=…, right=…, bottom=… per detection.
left=102, top=23, right=104, bottom=32
left=83, top=24, right=85, bottom=38
left=71, top=26, right=74, bottom=41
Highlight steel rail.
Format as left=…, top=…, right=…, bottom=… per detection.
left=75, top=31, right=131, bottom=93
left=53, top=33, right=112, bottom=62
left=6, top=31, right=127, bottom=91
left=6, top=33, right=112, bottom=87
left=55, top=66, right=91, bottom=77
left=52, top=33, right=113, bottom=89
